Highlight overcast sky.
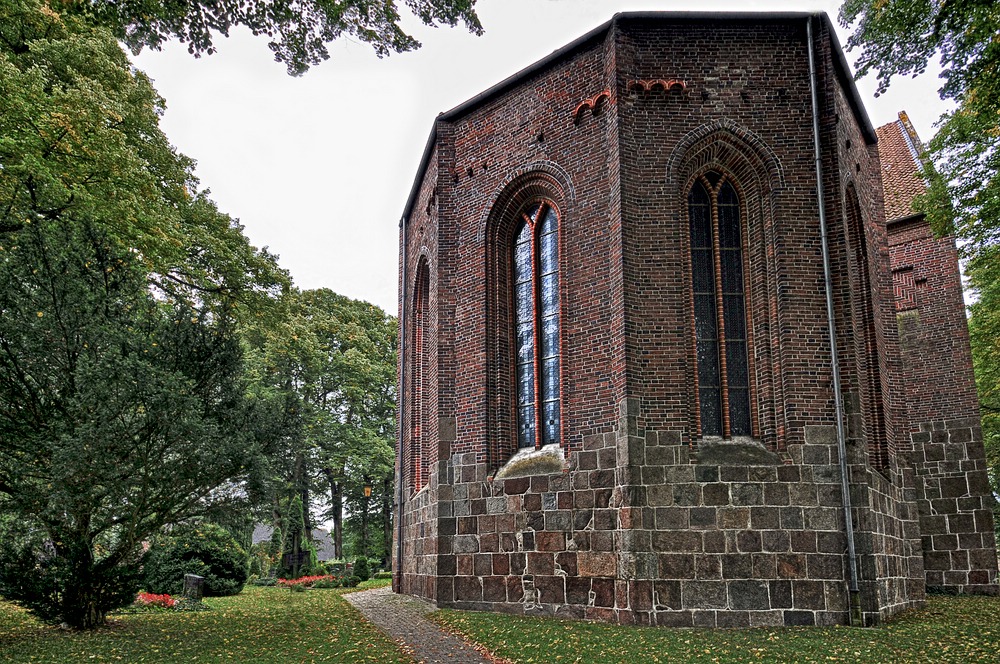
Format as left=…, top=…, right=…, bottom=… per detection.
left=130, top=0, right=949, bottom=315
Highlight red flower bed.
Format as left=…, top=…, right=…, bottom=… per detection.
left=277, top=575, right=332, bottom=588
left=135, top=592, right=176, bottom=608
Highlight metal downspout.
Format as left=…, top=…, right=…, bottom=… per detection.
left=807, top=15, right=862, bottom=626
left=395, top=215, right=407, bottom=593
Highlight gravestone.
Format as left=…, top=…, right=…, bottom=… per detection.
left=183, top=573, right=204, bottom=601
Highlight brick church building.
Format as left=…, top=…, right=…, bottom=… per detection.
left=393, top=12, right=998, bottom=627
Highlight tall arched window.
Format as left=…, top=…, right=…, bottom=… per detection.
left=513, top=201, right=561, bottom=449
left=689, top=171, right=751, bottom=438
left=410, top=260, right=430, bottom=492
left=845, top=185, right=888, bottom=469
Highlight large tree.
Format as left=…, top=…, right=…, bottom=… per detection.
left=245, top=288, right=395, bottom=565
left=0, top=0, right=285, bottom=628
left=58, top=0, right=482, bottom=75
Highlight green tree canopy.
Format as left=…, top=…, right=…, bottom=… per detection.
left=58, top=0, right=483, bottom=75
left=245, top=288, right=396, bottom=564
left=840, top=0, right=1000, bottom=249
left=0, top=0, right=286, bottom=628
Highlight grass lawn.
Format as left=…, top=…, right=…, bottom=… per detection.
left=0, top=580, right=410, bottom=663
left=433, top=594, right=1000, bottom=664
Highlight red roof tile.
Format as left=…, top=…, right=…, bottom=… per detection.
left=876, top=112, right=927, bottom=222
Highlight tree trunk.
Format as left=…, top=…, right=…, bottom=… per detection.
left=361, top=491, right=370, bottom=558
left=324, top=467, right=344, bottom=559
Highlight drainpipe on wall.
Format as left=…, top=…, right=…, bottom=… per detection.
left=395, top=214, right=407, bottom=594
left=806, top=14, right=863, bottom=627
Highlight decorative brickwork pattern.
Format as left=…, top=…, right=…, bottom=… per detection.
left=395, top=13, right=998, bottom=627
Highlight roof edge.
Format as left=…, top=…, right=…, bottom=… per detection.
left=886, top=211, right=927, bottom=228
left=822, top=13, right=877, bottom=145
left=401, top=11, right=875, bottom=225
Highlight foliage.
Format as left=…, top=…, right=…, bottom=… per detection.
left=0, top=0, right=285, bottom=629
left=248, top=541, right=281, bottom=580
left=245, top=288, right=397, bottom=565
left=839, top=1, right=1000, bottom=250
left=0, top=516, right=142, bottom=626
left=248, top=576, right=277, bottom=587
left=434, top=594, right=1000, bottom=664
left=274, top=494, right=321, bottom=579
left=274, top=573, right=359, bottom=589
left=0, top=585, right=411, bottom=662
left=966, top=246, right=1000, bottom=509
left=276, top=574, right=331, bottom=588
left=352, top=557, right=371, bottom=582
left=143, top=523, right=250, bottom=598
left=58, top=0, right=483, bottom=75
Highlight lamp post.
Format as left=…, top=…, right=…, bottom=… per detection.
left=361, top=477, right=371, bottom=558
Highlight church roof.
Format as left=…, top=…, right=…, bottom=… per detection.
left=400, top=11, right=875, bottom=226
left=876, top=112, right=928, bottom=223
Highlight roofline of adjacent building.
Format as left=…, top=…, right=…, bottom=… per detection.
left=886, top=211, right=927, bottom=228
left=400, top=11, right=875, bottom=226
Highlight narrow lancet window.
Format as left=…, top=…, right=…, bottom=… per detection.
left=513, top=202, right=561, bottom=448
left=689, top=173, right=751, bottom=438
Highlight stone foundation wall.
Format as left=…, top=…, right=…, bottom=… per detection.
left=396, top=404, right=926, bottom=626
left=910, top=418, right=998, bottom=594
left=397, top=461, right=440, bottom=600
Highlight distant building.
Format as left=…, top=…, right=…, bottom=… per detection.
left=252, top=524, right=337, bottom=562
left=394, top=12, right=998, bottom=627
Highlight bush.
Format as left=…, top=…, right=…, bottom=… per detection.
left=249, top=576, right=277, bottom=587
left=344, top=576, right=361, bottom=588
left=143, top=523, right=249, bottom=597
left=374, top=571, right=393, bottom=580
left=353, top=557, right=371, bottom=582
left=0, top=516, right=141, bottom=626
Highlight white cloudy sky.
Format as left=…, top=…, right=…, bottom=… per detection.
left=131, top=0, right=949, bottom=315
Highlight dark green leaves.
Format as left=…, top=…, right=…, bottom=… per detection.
left=65, top=0, right=483, bottom=76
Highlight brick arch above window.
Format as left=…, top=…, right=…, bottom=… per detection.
left=476, top=161, right=575, bottom=245
left=666, top=119, right=785, bottom=193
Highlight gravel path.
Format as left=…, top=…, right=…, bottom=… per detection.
left=344, top=586, right=495, bottom=664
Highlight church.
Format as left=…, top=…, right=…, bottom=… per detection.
left=393, top=12, right=998, bottom=627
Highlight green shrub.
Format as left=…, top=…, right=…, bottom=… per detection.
left=352, top=557, right=371, bottom=582
left=143, top=523, right=249, bottom=597
left=343, top=576, right=361, bottom=588
left=374, top=571, right=393, bottom=580
left=249, top=576, right=277, bottom=587
left=0, top=516, right=141, bottom=626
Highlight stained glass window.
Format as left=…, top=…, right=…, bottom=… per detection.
left=689, top=173, right=751, bottom=438
left=513, top=202, right=561, bottom=448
